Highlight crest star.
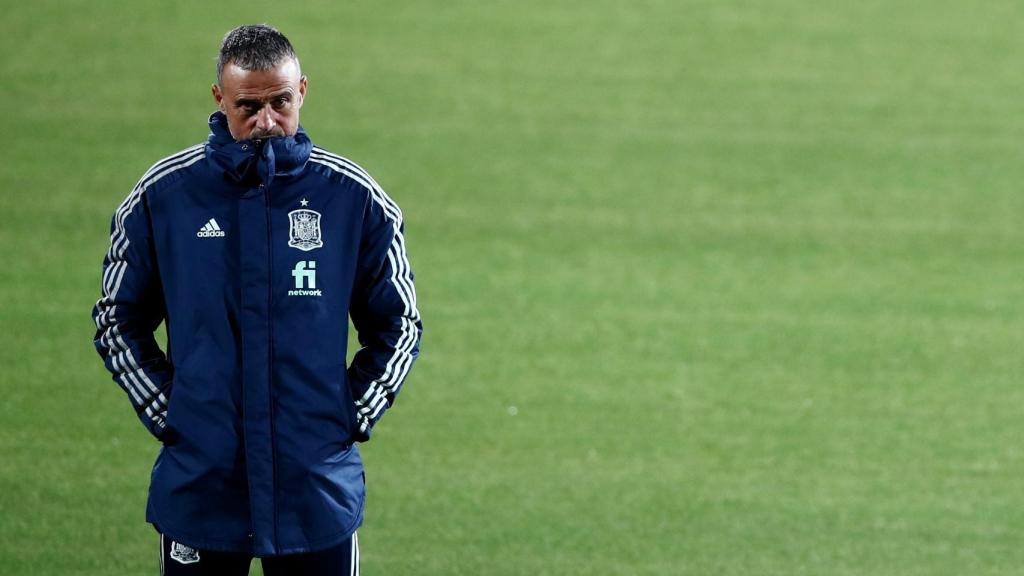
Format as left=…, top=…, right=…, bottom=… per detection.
left=300, top=198, right=309, bottom=206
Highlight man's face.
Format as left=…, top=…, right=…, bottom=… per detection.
left=212, top=58, right=308, bottom=141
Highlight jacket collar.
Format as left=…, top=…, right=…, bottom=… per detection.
left=205, top=111, right=312, bottom=185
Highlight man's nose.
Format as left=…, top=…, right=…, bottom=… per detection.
left=255, top=106, right=276, bottom=130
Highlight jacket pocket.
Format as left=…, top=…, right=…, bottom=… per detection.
left=337, top=374, right=361, bottom=444
left=159, top=386, right=180, bottom=446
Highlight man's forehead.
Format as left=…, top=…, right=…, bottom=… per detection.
left=221, top=58, right=302, bottom=92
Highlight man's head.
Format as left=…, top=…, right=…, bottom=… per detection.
left=212, top=24, right=308, bottom=141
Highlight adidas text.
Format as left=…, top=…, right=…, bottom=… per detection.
left=197, top=219, right=226, bottom=238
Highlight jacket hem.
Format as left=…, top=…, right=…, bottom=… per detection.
left=265, top=512, right=364, bottom=556
left=148, top=518, right=251, bottom=553
left=147, top=507, right=365, bottom=556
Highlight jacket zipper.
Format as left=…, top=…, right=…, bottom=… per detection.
left=261, top=181, right=281, bottom=550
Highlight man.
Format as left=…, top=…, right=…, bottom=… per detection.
left=92, top=24, right=422, bottom=575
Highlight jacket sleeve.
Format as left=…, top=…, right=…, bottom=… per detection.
left=347, top=189, right=423, bottom=441
left=92, top=187, right=174, bottom=442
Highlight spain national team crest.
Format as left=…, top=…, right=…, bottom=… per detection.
left=288, top=209, right=323, bottom=251
left=169, top=541, right=200, bottom=565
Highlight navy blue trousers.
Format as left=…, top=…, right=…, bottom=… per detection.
left=159, top=532, right=359, bottom=576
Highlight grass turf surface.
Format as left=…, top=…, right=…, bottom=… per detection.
left=2, top=1, right=1024, bottom=574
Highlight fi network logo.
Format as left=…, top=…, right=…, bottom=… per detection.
left=289, top=261, right=322, bottom=297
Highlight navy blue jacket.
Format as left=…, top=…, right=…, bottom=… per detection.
left=92, top=112, right=422, bottom=556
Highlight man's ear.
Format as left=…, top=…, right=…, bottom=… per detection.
left=297, top=75, right=308, bottom=108
left=212, top=83, right=225, bottom=111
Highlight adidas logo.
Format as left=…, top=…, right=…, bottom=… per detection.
left=197, top=218, right=226, bottom=238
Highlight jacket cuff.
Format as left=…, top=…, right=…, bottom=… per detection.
left=352, top=387, right=388, bottom=442
left=347, top=368, right=390, bottom=443
left=135, top=398, right=171, bottom=443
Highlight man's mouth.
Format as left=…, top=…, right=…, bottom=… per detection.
left=250, top=129, right=286, bottom=140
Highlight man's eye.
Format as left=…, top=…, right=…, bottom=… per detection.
left=273, top=98, right=289, bottom=109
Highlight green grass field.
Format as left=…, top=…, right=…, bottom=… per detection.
left=3, top=1, right=1024, bottom=574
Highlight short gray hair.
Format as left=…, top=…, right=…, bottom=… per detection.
left=216, top=24, right=299, bottom=84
